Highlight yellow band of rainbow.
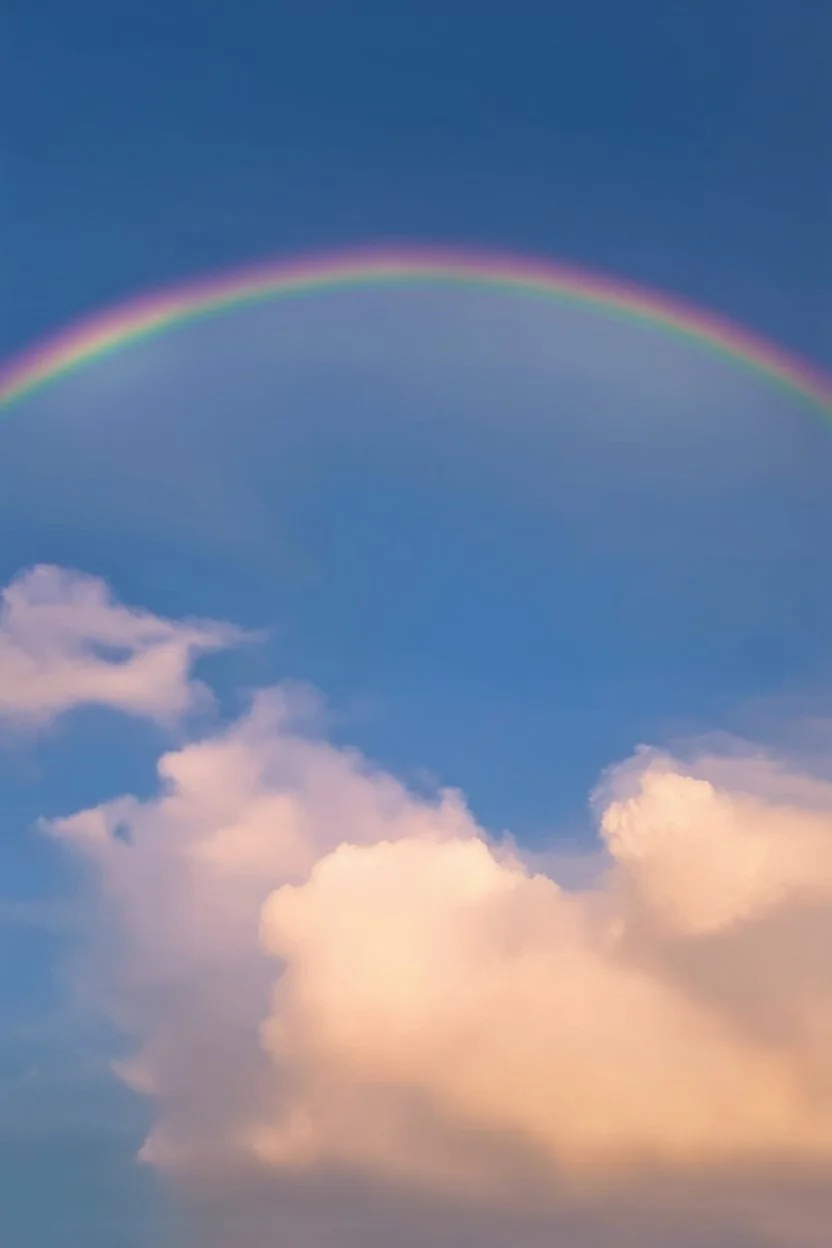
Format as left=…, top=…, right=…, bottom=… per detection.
left=2, top=245, right=830, bottom=415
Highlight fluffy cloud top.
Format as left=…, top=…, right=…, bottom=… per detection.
left=14, top=567, right=832, bottom=1244
left=51, top=727, right=832, bottom=1236
left=0, top=564, right=244, bottom=727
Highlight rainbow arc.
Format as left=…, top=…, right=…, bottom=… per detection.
left=1, top=246, right=830, bottom=415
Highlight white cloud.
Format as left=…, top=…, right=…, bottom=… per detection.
left=45, top=674, right=832, bottom=1244
left=47, top=686, right=479, bottom=1175
left=10, top=568, right=827, bottom=1243
left=0, top=564, right=245, bottom=728
left=252, top=760, right=832, bottom=1192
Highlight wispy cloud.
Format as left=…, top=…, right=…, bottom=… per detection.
left=0, top=564, right=247, bottom=729
left=0, top=896, right=76, bottom=931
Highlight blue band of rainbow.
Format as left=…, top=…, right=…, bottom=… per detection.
left=2, top=245, right=830, bottom=415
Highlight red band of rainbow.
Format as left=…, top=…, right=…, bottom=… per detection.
left=2, top=245, right=831, bottom=415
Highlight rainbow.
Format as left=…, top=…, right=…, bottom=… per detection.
left=1, top=244, right=831, bottom=415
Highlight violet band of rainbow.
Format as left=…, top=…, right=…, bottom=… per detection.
left=1, top=245, right=831, bottom=415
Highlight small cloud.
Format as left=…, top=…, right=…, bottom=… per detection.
left=0, top=564, right=248, bottom=731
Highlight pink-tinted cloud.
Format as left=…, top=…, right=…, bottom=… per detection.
left=29, top=572, right=832, bottom=1244
left=0, top=564, right=244, bottom=728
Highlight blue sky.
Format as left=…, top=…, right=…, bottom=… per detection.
left=2, top=4, right=832, bottom=1246
left=2, top=1, right=829, bottom=358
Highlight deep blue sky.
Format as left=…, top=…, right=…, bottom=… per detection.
left=1, top=4, right=831, bottom=1247
left=2, top=0, right=829, bottom=362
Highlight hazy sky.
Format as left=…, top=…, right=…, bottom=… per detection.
left=1, top=4, right=831, bottom=1246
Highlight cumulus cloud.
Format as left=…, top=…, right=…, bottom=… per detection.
left=42, top=682, right=832, bottom=1243
left=0, top=564, right=245, bottom=728
left=247, top=752, right=832, bottom=1219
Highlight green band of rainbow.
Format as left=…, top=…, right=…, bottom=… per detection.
left=1, top=245, right=831, bottom=415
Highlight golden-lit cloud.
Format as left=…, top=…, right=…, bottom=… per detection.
left=23, top=567, right=832, bottom=1244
